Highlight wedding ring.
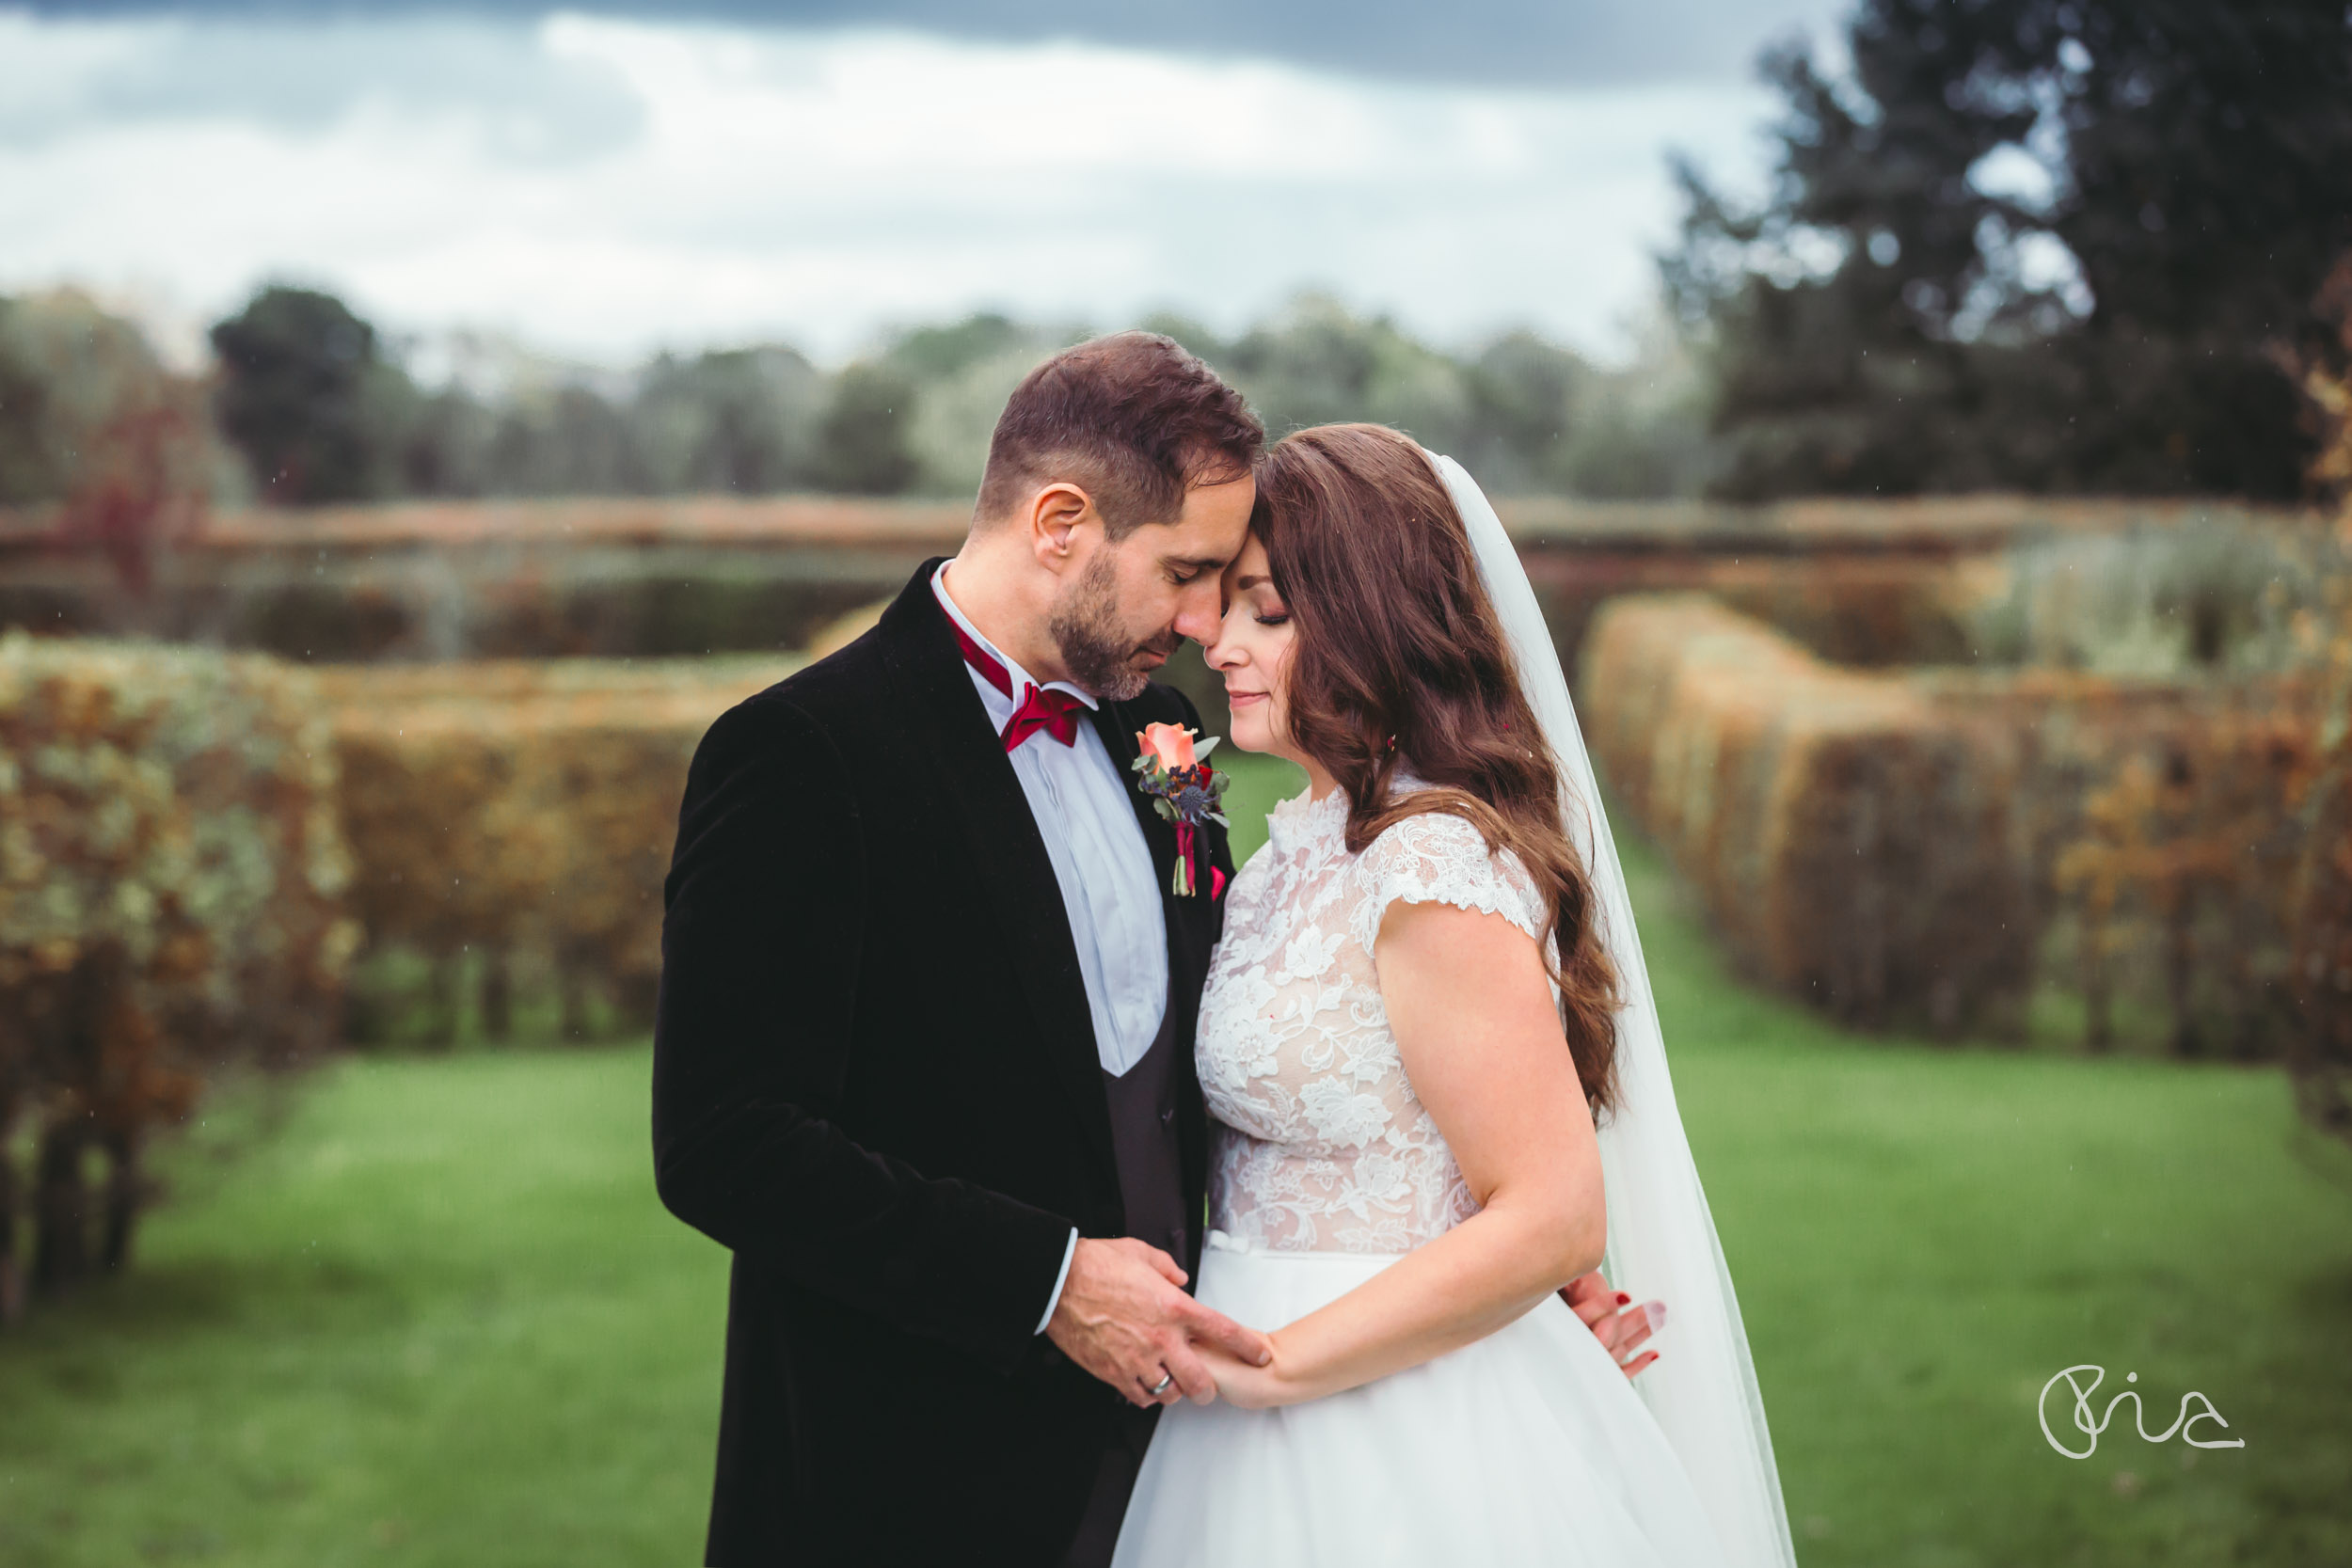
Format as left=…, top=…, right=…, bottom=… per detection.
left=1147, top=1370, right=1175, bottom=1397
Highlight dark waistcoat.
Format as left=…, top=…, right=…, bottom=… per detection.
left=1103, top=991, right=1191, bottom=1273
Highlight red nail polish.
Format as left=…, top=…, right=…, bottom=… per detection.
left=1615, top=1292, right=1629, bottom=1307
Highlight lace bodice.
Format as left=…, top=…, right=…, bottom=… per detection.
left=1197, top=783, right=1554, bottom=1253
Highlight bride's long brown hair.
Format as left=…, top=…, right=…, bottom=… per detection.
left=1251, top=423, right=1623, bottom=1113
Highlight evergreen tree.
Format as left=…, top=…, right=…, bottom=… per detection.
left=210, top=286, right=410, bottom=504
left=1672, top=0, right=2352, bottom=499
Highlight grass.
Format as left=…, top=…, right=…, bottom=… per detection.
left=1629, top=843, right=2352, bottom=1567
left=0, top=1051, right=726, bottom=1568
left=1, top=752, right=2346, bottom=1565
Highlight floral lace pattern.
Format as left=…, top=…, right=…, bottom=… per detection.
left=1198, top=782, right=1554, bottom=1253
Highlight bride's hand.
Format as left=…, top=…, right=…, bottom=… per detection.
left=1562, top=1270, right=1662, bottom=1379
left=1198, top=1336, right=1295, bottom=1410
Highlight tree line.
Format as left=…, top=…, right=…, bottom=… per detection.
left=200, top=290, right=1715, bottom=507
left=4, top=1, right=2346, bottom=514
left=0, top=285, right=1707, bottom=512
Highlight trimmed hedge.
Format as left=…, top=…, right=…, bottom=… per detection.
left=318, top=658, right=792, bottom=1042
left=12, top=495, right=2282, bottom=672
left=0, top=644, right=792, bottom=1316
left=0, top=633, right=354, bottom=1316
left=1581, top=596, right=2034, bottom=1034
left=1931, top=668, right=2318, bottom=1054
left=2292, top=721, right=2352, bottom=1137
left=2285, top=539, right=2352, bottom=1138
left=1581, top=596, right=2322, bottom=1049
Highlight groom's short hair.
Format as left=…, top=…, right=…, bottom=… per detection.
left=976, top=332, right=1263, bottom=538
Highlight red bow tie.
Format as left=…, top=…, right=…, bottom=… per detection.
left=951, top=620, right=1088, bottom=753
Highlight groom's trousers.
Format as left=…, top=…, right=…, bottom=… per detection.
left=1059, top=979, right=1192, bottom=1568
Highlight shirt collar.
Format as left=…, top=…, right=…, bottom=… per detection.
left=930, top=562, right=1100, bottom=728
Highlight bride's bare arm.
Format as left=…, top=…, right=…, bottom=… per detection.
left=1201, top=897, right=1605, bottom=1408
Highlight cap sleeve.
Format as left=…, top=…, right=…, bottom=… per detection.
left=1347, top=809, right=1548, bottom=957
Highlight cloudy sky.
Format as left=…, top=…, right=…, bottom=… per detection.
left=2, top=1, right=1841, bottom=370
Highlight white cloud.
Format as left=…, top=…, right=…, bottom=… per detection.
left=0, top=9, right=1778, bottom=367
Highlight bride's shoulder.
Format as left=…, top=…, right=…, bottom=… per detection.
left=1351, top=807, right=1503, bottom=899
left=1346, top=784, right=1546, bottom=947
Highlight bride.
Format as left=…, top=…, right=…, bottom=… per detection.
left=1111, top=425, right=1796, bottom=1567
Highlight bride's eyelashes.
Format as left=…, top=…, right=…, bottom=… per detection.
left=1255, top=612, right=1290, bottom=627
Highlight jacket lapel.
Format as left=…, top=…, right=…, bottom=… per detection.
left=1089, top=701, right=1176, bottom=897
left=1088, top=700, right=1214, bottom=989
left=875, top=564, right=1119, bottom=1191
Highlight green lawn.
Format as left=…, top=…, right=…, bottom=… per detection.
left=2, top=753, right=2346, bottom=1565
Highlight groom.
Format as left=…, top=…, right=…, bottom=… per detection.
left=654, top=333, right=1654, bottom=1567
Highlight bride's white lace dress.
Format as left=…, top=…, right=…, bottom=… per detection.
left=1110, top=783, right=1730, bottom=1567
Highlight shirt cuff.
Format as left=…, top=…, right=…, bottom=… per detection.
left=1034, top=1227, right=1079, bottom=1335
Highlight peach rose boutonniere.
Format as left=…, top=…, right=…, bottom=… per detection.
left=1132, top=721, right=1232, bottom=897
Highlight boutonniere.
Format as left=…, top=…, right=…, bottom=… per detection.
left=1132, top=721, right=1231, bottom=897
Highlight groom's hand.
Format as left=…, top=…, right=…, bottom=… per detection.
left=1046, top=1238, right=1272, bottom=1408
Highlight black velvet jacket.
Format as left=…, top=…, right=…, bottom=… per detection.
left=653, top=562, right=1233, bottom=1565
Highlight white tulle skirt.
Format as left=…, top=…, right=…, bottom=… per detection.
left=1110, top=1235, right=1731, bottom=1568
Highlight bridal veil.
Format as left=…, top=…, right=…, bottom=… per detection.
left=1425, top=451, right=1800, bottom=1568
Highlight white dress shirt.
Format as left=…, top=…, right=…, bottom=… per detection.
left=930, top=563, right=1170, bottom=1331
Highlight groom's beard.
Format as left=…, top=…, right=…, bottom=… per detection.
left=1049, top=548, right=1172, bottom=702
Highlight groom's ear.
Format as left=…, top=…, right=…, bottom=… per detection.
left=1025, top=481, right=1103, bottom=577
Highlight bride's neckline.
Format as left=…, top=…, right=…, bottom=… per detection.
left=1264, top=770, right=1437, bottom=857
left=1266, top=784, right=1347, bottom=853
